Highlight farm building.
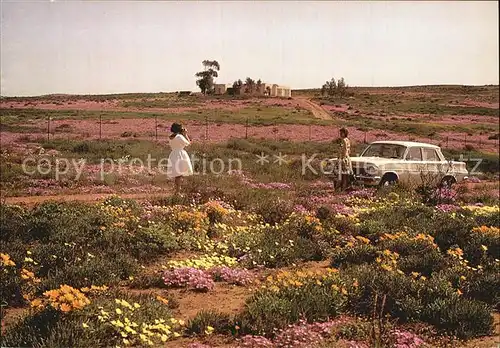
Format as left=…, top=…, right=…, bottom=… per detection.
left=214, top=84, right=232, bottom=95
left=214, top=82, right=291, bottom=98
left=271, top=84, right=292, bottom=98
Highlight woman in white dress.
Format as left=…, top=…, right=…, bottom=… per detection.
left=167, top=123, right=193, bottom=195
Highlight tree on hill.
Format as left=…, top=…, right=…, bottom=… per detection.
left=195, top=60, right=220, bottom=95
left=321, top=77, right=348, bottom=97
left=256, top=79, right=262, bottom=94
left=337, top=77, right=347, bottom=97
left=232, top=79, right=243, bottom=95
left=245, top=77, right=256, bottom=94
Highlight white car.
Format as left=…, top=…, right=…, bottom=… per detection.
left=330, top=141, right=469, bottom=187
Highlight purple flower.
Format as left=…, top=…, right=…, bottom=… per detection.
left=163, top=267, right=215, bottom=291
left=347, top=188, right=376, bottom=199
left=209, top=267, right=254, bottom=286
left=187, top=344, right=213, bottom=348
left=432, top=187, right=457, bottom=203
left=293, top=205, right=311, bottom=215
left=329, top=204, right=354, bottom=216
left=392, top=329, right=425, bottom=348
left=435, top=204, right=461, bottom=213
left=240, top=335, right=274, bottom=347
left=467, top=176, right=481, bottom=183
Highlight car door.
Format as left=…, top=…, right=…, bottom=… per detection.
left=404, top=147, right=425, bottom=186
left=421, top=147, right=444, bottom=185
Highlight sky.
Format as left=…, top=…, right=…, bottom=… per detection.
left=1, top=1, right=498, bottom=96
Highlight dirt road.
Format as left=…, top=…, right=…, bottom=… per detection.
left=294, top=96, right=332, bottom=120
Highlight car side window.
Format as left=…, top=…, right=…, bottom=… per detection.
left=406, top=147, right=422, bottom=161
left=422, top=148, right=440, bottom=161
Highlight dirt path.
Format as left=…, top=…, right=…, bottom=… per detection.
left=1, top=192, right=170, bottom=206
left=294, top=96, right=332, bottom=120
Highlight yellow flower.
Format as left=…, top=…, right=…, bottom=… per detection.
left=205, top=326, right=214, bottom=335
left=381, top=264, right=393, bottom=272
left=481, top=245, right=488, bottom=251
left=116, top=308, right=123, bottom=315
left=82, top=323, right=89, bottom=329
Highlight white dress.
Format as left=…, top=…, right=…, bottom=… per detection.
left=167, top=134, right=193, bottom=178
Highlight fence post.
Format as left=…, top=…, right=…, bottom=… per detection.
left=205, top=115, right=208, bottom=140
left=245, top=117, right=249, bottom=139
left=464, top=134, right=467, bottom=147
left=47, top=116, right=50, bottom=142
left=155, top=116, right=158, bottom=141
left=446, top=136, right=449, bottom=149
left=99, top=114, right=102, bottom=140
left=309, top=124, right=312, bottom=142
left=364, top=131, right=367, bottom=144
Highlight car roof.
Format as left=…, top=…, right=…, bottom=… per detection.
left=368, top=140, right=440, bottom=149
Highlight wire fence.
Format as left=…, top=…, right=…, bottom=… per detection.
left=43, top=114, right=499, bottom=152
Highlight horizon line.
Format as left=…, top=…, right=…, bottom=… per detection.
left=1, top=83, right=499, bottom=98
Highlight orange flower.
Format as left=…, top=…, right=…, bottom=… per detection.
left=0, top=253, right=16, bottom=267
left=60, top=303, right=72, bottom=312
left=30, top=298, right=43, bottom=308
left=156, top=296, right=169, bottom=305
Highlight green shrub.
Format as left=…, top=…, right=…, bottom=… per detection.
left=237, top=293, right=294, bottom=336
left=341, top=263, right=494, bottom=338
left=41, top=251, right=137, bottom=291
left=333, top=321, right=371, bottom=341
left=186, top=310, right=232, bottom=336
left=128, top=223, right=179, bottom=260
left=227, top=224, right=321, bottom=268
left=398, top=250, right=448, bottom=276
left=1, top=290, right=175, bottom=348
left=238, top=278, right=347, bottom=336
left=330, top=244, right=378, bottom=268
left=0, top=205, right=29, bottom=242
left=252, top=197, right=294, bottom=225
left=429, top=213, right=476, bottom=252
left=129, top=271, right=165, bottom=289
left=462, top=264, right=500, bottom=309
left=424, top=298, right=493, bottom=339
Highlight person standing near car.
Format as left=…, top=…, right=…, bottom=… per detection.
left=338, top=127, right=353, bottom=191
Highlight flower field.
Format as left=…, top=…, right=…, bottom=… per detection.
left=1, top=183, right=499, bottom=347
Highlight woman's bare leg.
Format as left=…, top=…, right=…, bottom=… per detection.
left=341, top=175, right=348, bottom=191
left=174, top=176, right=182, bottom=195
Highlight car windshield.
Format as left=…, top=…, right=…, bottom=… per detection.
left=361, top=143, right=406, bottom=159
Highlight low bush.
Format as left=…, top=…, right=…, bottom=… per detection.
left=237, top=270, right=347, bottom=336
left=186, top=310, right=233, bottom=336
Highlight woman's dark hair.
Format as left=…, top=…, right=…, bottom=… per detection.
left=340, top=127, right=349, bottom=137
left=170, top=123, right=183, bottom=134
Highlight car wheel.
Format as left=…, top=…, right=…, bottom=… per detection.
left=440, top=176, right=456, bottom=188
left=379, top=174, right=398, bottom=187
